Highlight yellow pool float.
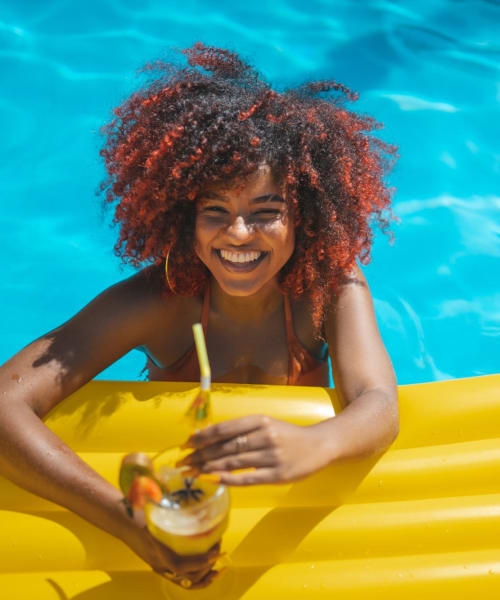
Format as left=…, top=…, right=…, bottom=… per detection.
left=1, top=374, right=499, bottom=599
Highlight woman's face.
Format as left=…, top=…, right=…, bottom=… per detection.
left=195, top=164, right=295, bottom=296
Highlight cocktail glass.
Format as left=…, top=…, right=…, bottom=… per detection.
left=145, top=466, right=233, bottom=598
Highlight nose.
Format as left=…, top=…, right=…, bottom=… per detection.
left=225, top=215, right=254, bottom=243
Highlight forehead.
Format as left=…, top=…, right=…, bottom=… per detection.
left=203, top=164, right=281, bottom=199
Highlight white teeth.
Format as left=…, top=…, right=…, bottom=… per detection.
left=219, top=249, right=262, bottom=264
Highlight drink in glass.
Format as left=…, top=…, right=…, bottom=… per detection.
left=146, top=467, right=230, bottom=557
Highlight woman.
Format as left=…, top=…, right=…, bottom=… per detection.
left=0, top=44, right=399, bottom=586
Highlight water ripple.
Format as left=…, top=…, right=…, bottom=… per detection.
left=1, top=0, right=499, bottom=382
left=377, top=93, right=460, bottom=112
left=0, top=50, right=124, bottom=81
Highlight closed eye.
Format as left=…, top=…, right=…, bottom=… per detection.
left=254, top=209, right=282, bottom=217
left=203, top=206, right=229, bottom=214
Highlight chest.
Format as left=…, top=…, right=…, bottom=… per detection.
left=143, top=296, right=325, bottom=385
left=205, top=313, right=290, bottom=382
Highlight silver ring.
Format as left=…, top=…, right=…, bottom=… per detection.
left=235, top=434, right=249, bottom=452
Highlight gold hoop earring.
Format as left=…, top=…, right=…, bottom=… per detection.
left=165, top=247, right=177, bottom=294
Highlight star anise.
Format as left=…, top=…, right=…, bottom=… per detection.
left=169, top=477, right=205, bottom=505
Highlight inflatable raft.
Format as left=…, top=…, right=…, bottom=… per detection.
left=1, top=374, right=500, bottom=598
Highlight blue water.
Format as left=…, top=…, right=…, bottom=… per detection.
left=1, top=0, right=499, bottom=384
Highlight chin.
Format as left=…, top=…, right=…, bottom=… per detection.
left=209, top=262, right=283, bottom=296
left=215, top=276, right=270, bottom=297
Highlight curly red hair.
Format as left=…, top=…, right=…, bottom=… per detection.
left=99, top=43, right=398, bottom=333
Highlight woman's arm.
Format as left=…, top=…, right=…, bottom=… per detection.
left=0, top=276, right=144, bottom=529
left=178, top=264, right=399, bottom=484
left=0, top=273, right=218, bottom=580
left=314, top=263, right=399, bottom=461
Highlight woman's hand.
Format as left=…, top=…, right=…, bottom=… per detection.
left=122, top=512, right=220, bottom=588
left=178, top=415, right=334, bottom=485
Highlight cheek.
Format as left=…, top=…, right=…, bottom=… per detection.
left=264, top=220, right=295, bottom=260
left=194, top=216, right=214, bottom=254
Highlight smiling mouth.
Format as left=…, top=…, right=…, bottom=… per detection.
left=213, top=248, right=268, bottom=271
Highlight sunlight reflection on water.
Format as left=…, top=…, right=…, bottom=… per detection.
left=1, top=0, right=498, bottom=383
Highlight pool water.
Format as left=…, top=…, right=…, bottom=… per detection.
left=1, top=0, right=498, bottom=384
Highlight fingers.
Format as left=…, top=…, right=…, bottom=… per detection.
left=155, top=566, right=218, bottom=589
left=184, top=415, right=272, bottom=449
left=160, top=541, right=220, bottom=576
left=216, top=468, right=278, bottom=486
left=183, top=565, right=213, bottom=585
left=179, top=415, right=293, bottom=486
left=189, top=568, right=219, bottom=589
left=154, top=542, right=223, bottom=589
left=199, top=449, right=278, bottom=473
left=178, top=428, right=272, bottom=466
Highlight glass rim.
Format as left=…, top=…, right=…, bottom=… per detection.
left=147, top=479, right=227, bottom=513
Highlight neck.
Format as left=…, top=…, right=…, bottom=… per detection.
left=209, top=278, right=284, bottom=325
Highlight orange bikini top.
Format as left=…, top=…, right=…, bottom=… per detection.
left=143, top=285, right=331, bottom=387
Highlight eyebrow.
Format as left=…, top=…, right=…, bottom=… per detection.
left=202, top=192, right=285, bottom=204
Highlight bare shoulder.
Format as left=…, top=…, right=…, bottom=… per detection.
left=325, top=263, right=397, bottom=406
left=118, top=267, right=202, bottom=332
left=100, top=267, right=167, bottom=322
left=330, top=264, right=368, bottom=305
left=89, top=266, right=189, bottom=331
left=100, top=266, right=164, bottom=307
left=290, top=264, right=368, bottom=348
